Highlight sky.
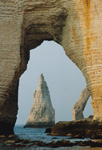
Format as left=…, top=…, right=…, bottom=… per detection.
left=16, top=41, right=93, bottom=125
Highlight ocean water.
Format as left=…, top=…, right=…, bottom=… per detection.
left=0, top=125, right=101, bottom=150
left=14, top=125, right=82, bottom=143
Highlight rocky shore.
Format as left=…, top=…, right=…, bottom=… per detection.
left=1, top=120, right=102, bottom=149
left=51, top=120, right=102, bottom=139
left=2, top=138, right=102, bottom=148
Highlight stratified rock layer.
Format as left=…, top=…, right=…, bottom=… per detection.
left=0, top=0, right=102, bottom=134
left=72, top=86, right=90, bottom=120
left=24, top=74, right=55, bottom=128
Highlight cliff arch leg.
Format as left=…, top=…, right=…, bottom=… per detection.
left=72, top=86, right=90, bottom=121
left=0, top=57, right=27, bottom=135
left=91, top=98, right=102, bottom=122
left=0, top=82, right=19, bottom=135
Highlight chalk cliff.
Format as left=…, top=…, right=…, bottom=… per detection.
left=24, top=74, right=55, bottom=128
left=72, top=86, right=90, bottom=121
left=0, top=0, right=102, bottom=134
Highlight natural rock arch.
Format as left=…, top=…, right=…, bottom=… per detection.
left=72, top=86, right=90, bottom=121
left=0, top=0, right=102, bottom=134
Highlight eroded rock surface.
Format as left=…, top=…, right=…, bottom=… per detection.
left=0, top=0, right=102, bottom=134
left=24, top=74, right=55, bottom=128
left=72, top=86, right=90, bottom=120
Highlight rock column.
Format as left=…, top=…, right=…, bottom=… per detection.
left=24, top=74, right=55, bottom=128
left=72, top=87, right=90, bottom=120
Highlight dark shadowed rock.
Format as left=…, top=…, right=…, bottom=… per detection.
left=45, top=128, right=52, bottom=133
left=51, top=120, right=102, bottom=139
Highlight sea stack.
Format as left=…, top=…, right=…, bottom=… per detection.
left=24, top=74, right=55, bottom=128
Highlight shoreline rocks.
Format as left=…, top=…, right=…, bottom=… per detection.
left=51, top=120, right=102, bottom=139
left=3, top=138, right=102, bottom=148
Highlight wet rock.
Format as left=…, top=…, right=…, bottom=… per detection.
left=8, top=135, right=16, bottom=138
left=13, top=143, right=26, bottom=147
left=3, top=138, right=102, bottom=148
left=47, top=140, right=75, bottom=148
left=51, top=120, right=102, bottom=139
left=22, top=139, right=30, bottom=144
left=0, top=135, right=6, bottom=138
left=4, top=139, right=31, bottom=147
left=5, top=140, right=16, bottom=144
left=45, top=128, right=52, bottom=133
left=76, top=140, right=102, bottom=147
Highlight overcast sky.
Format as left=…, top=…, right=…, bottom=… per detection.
left=16, top=41, right=93, bottom=125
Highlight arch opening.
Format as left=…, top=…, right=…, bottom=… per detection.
left=84, top=96, right=93, bottom=118
left=16, top=41, right=93, bottom=125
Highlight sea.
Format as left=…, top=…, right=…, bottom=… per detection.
left=0, top=125, right=102, bottom=150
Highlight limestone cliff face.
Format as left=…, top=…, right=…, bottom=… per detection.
left=0, top=0, right=102, bottom=134
left=24, top=74, right=55, bottom=128
left=72, top=87, right=90, bottom=121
